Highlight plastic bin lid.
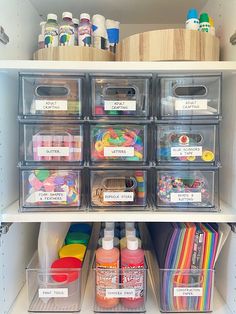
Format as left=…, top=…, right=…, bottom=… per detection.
left=51, top=257, right=82, bottom=283
left=69, top=223, right=92, bottom=235
left=65, top=232, right=90, bottom=246
left=59, top=243, right=86, bottom=261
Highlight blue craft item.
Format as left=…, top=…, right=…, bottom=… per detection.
left=187, top=8, right=198, bottom=20
left=107, top=28, right=119, bottom=44
left=69, top=223, right=91, bottom=235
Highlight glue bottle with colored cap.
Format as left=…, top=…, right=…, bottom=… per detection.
left=121, top=236, right=145, bottom=309
left=199, top=13, right=210, bottom=32
left=95, top=237, right=120, bottom=308
left=185, top=8, right=199, bottom=31
left=209, top=17, right=215, bottom=35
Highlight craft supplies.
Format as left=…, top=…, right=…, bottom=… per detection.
left=59, top=243, right=86, bottom=261
left=120, top=228, right=142, bottom=249
left=199, top=13, right=210, bottom=33
left=78, top=13, right=92, bottom=47
left=59, top=12, right=75, bottom=46
left=51, top=257, right=82, bottom=307
left=95, top=237, right=120, bottom=308
left=209, top=17, right=215, bottom=35
left=106, top=19, right=120, bottom=53
left=98, top=228, right=120, bottom=247
left=157, top=124, right=217, bottom=164
left=22, top=169, right=81, bottom=208
left=92, top=14, right=107, bottom=50
left=25, top=125, right=83, bottom=162
left=156, top=170, right=217, bottom=209
left=91, top=125, right=146, bottom=162
left=121, top=237, right=145, bottom=308
left=159, top=75, right=221, bottom=118
left=185, top=8, right=199, bottom=31
left=65, top=232, right=90, bottom=246
left=91, top=76, right=150, bottom=118
left=91, top=170, right=147, bottom=207
left=44, top=14, right=59, bottom=48
left=69, top=223, right=92, bottom=234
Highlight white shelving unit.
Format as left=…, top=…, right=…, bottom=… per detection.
left=1, top=0, right=236, bottom=314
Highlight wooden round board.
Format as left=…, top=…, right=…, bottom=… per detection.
left=116, top=29, right=220, bottom=61
left=33, top=46, right=115, bottom=61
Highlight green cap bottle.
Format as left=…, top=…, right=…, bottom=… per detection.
left=65, top=232, right=90, bottom=246
left=199, top=12, right=209, bottom=23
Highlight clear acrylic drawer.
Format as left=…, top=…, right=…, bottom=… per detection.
left=90, top=124, right=147, bottom=163
left=20, top=122, right=83, bottom=163
left=20, top=167, right=82, bottom=211
left=19, top=74, right=83, bottom=118
left=90, top=170, right=147, bottom=209
left=159, top=269, right=214, bottom=312
left=156, top=123, right=218, bottom=165
left=159, top=75, right=221, bottom=118
left=91, top=76, right=150, bottom=118
left=156, top=168, right=219, bottom=211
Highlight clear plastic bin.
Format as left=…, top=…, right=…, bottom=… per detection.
left=91, top=76, right=150, bottom=118
left=20, top=167, right=82, bottom=211
left=90, top=124, right=147, bottom=163
left=156, top=169, right=219, bottom=211
left=26, top=223, right=99, bottom=312
left=20, top=122, right=83, bottom=163
left=159, top=75, right=221, bottom=118
left=156, top=124, right=218, bottom=165
left=90, top=170, right=147, bottom=209
left=19, top=74, right=83, bottom=118
left=159, top=269, right=214, bottom=312
left=93, top=259, right=147, bottom=313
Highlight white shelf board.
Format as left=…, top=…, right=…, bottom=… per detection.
left=1, top=60, right=236, bottom=75
left=2, top=200, right=236, bottom=223
left=9, top=270, right=232, bottom=314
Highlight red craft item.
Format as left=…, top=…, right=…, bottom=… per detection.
left=51, top=257, right=82, bottom=283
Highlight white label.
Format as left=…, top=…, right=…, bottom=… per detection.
left=35, top=192, right=67, bottom=202
left=170, top=192, right=202, bottom=203
left=104, top=192, right=134, bottom=202
left=171, top=146, right=202, bottom=157
left=104, top=100, right=136, bottom=111
left=175, top=99, right=208, bottom=111
left=105, top=289, right=136, bottom=298
left=174, top=287, right=203, bottom=297
left=37, top=147, right=70, bottom=157
left=104, top=147, right=134, bottom=157
left=39, top=288, right=68, bottom=298
left=35, top=100, right=68, bottom=111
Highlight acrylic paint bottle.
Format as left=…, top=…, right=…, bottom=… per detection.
left=199, top=13, right=210, bottom=33
left=78, top=13, right=92, bottom=47
left=120, top=228, right=141, bottom=249
left=121, top=236, right=145, bottom=309
left=185, top=8, right=199, bottom=31
left=72, top=18, right=79, bottom=45
left=95, top=237, right=120, bottom=308
left=44, top=14, right=59, bottom=47
left=59, top=12, right=75, bottom=46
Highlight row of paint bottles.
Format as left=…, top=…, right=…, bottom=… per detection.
left=44, top=12, right=92, bottom=48
left=185, top=8, right=215, bottom=35
left=96, top=223, right=144, bottom=309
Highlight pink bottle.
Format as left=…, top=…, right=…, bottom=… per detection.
left=121, top=236, right=145, bottom=309
left=95, top=237, right=120, bottom=309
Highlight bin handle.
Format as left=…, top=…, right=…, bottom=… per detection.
left=174, top=85, right=207, bottom=98
left=35, top=85, right=70, bottom=97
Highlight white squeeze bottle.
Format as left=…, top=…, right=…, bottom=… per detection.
left=78, top=13, right=92, bottom=47
left=120, top=227, right=141, bottom=249
left=98, top=228, right=119, bottom=247
left=44, top=14, right=59, bottom=47
left=59, top=12, right=75, bottom=46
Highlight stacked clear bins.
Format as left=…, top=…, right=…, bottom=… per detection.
left=89, top=75, right=151, bottom=211
left=93, top=223, right=147, bottom=313
left=18, top=74, right=85, bottom=212
left=154, top=74, right=222, bottom=313
left=156, top=74, right=221, bottom=212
